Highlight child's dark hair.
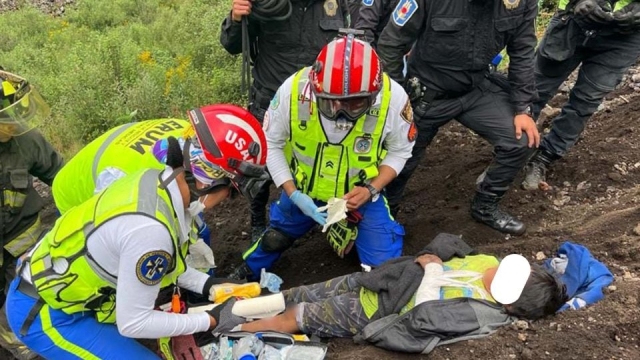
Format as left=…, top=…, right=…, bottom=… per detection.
left=506, top=264, right=568, bottom=320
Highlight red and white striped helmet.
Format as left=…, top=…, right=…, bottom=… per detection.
left=187, top=104, right=267, bottom=179
left=309, top=35, right=383, bottom=100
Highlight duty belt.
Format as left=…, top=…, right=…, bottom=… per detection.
left=405, top=77, right=473, bottom=106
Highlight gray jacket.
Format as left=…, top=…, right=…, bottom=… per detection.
left=355, top=297, right=513, bottom=354
left=354, top=233, right=514, bottom=354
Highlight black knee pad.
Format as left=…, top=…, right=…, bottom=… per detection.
left=260, top=228, right=294, bottom=253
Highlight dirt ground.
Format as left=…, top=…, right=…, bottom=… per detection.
left=8, top=87, right=639, bottom=360
left=204, top=89, right=640, bottom=360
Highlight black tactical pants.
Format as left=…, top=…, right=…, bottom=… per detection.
left=386, top=78, right=533, bottom=210
left=248, top=85, right=274, bottom=229
left=533, top=15, right=640, bottom=157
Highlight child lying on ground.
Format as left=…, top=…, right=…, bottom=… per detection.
left=233, top=234, right=569, bottom=353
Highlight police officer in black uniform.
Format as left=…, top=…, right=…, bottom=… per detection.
left=355, top=0, right=401, bottom=45
left=378, top=0, right=541, bottom=235
left=219, top=0, right=349, bottom=277
left=522, top=0, right=640, bottom=190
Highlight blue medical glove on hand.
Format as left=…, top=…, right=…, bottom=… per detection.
left=289, top=190, right=327, bottom=225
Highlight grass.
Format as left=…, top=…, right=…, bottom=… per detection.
left=1, top=0, right=559, bottom=158
left=1, top=0, right=243, bottom=156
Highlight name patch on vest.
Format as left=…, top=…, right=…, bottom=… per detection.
left=367, top=108, right=380, bottom=117
left=136, top=250, right=172, bottom=286
left=393, top=0, right=418, bottom=27
left=354, top=137, right=373, bottom=154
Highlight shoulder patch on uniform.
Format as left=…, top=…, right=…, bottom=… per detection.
left=400, top=100, right=413, bottom=123
left=263, top=111, right=271, bottom=132
left=136, top=250, right=172, bottom=286
left=270, top=90, right=280, bottom=110
left=407, top=121, right=417, bottom=142
left=503, top=0, right=521, bottom=10
left=392, top=0, right=418, bottom=27
left=362, top=0, right=375, bottom=6
left=323, top=0, right=338, bottom=17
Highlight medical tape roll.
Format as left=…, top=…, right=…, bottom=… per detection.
left=187, top=293, right=286, bottom=319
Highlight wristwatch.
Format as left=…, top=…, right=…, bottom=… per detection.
left=516, top=105, right=533, bottom=117
left=364, top=184, right=380, bottom=202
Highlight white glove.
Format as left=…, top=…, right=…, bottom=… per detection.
left=317, top=198, right=349, bottom=233
left=186, top=238, right=216, bottom=271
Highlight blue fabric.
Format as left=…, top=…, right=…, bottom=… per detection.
left=5, top=279, right=159, bottom=360
left=543, top=241, right=614, bottom=312
left=244, top=192, right=405, bottom=278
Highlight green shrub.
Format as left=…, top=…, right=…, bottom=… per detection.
left=1, top=0, right=244, bottom=156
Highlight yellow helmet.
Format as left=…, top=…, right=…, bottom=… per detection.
left=0, top=69, right=50, bottom=138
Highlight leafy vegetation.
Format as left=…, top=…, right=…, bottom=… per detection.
left=1, top=0, right=558, bottom=157
left=1, top=0, right=243, bottom=155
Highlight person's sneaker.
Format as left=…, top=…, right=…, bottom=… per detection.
left=522, top=149, right=560, bottom=191
left=470, top=192, right=526, bottom=236
left=227, top=263, right=253, bottom=282
left=522, top=159, right=548, bottom=190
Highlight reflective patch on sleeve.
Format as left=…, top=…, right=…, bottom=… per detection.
left=136, top=251, right=172, bottom=286
left=392, top=0, right=419, bottom=27
left=362, top=0, right=375, bottom=6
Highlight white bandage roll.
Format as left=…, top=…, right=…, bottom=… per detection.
left=231, top=293, right=286, bottom=319
left=187, top=293, right=286, bottom=319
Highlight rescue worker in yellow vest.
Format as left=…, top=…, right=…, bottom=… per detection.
left=522, top=0, right=640, bottom=189
left=229, top=33, right=415, bottom=281
left=4, top=105, right=268, bottom=359
left=52, top=119, right=189, bottom=215
left=51, top=118, right=217, bottom=275
left=0, top=69, right=63, bottom=360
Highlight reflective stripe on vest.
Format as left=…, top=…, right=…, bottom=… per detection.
left=52, top=119, right=189, bottom=214
left=558, top=0, right=631, bottom=11
left=287, top=67, right=390, bottom=201
left=29, top=168, right=186, bottom=323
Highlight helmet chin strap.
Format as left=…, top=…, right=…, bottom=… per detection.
left=158, top=166, right=185, bottom=191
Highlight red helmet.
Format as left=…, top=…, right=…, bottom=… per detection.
left=309, top=34, right=383, bottom=122
left=187, top=104, right=267, bottom=180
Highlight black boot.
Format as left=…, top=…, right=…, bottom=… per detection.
left=470, top=190, right=526, bottom=236
left=522, top=149, right=560, bottom=190
left=250, top=225, right=266, bottom=243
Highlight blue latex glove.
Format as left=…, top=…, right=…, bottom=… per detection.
left=289, top=190, right=327, bottom=225
left=259, top=268, right=283, bottom=293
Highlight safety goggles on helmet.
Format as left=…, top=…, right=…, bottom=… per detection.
left=317, top=96, right=372, bottom=122
left=0, top=70, right=50, bottom=138
left=308, top=33, right=382, bottom=127
left=153, top=137, right=230, bottom=202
